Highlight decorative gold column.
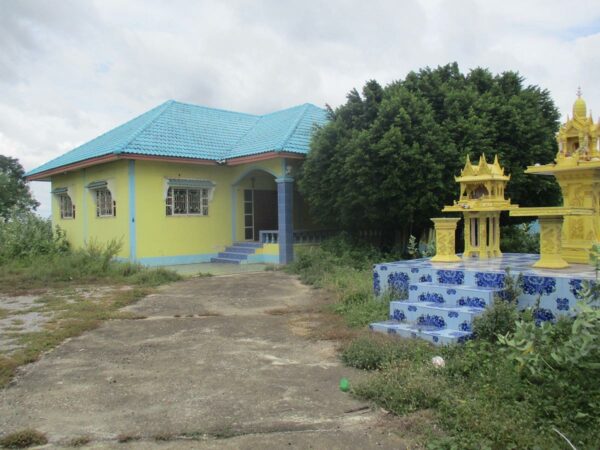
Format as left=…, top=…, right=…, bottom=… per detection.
left=533, top=216, right=569, bottom=269
left=463, top=214, right=473, bottom=257
left=478, top=213, right=489, bottom=259
left=430, top=218, right=461, bottom=263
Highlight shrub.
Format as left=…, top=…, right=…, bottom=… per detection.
left=354, top=361, right=446, bottom=415
left=0, top=429, right=48, bottom=448
left=472, top=270, right=521, bottom=342
left=0, top=212, right=69, bottom=262
left=342, top=335, right=434, bottom=370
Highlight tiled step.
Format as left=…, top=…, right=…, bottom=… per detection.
left=225, top=246, right=257, bottom=254
left=210, top=257, right=242, bottom=264
left=408, top=282, right=501, bottom=308
left=389, top=301, right=483, bottom=331
left=369, top=321, right=472, bottom=345
left=233, top=242, right=263, bottom=248
left=217, top=252, right=249, bottom=260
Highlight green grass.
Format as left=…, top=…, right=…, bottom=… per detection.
left=0, top=429, right=48, bottom=448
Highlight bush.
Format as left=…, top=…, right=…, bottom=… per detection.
left=472, top=299, right=519, bottom=343
left=0, top=212, right=69, bottom=262
left=342, top=335, right=434, bottom=370
left=354, top=361, right=446, bottom=415
left=0, top=429, right=48, bottom=448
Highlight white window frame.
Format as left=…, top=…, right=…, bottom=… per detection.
left=96, top=188, right=115, bottom=218
left=59, top=193, right=75, bottom=219
left=166, top=187, right=209, bottom=216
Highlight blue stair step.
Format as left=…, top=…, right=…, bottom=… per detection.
left=217, top=252, right=249, bottom=260
left=210, top=257, right=242, bottom=264
left=409, top=282, right=500, bottom=308
left=225, top=246, right=257, bottom=254
left=233, top=242, right=263, bottom=248
left=369, top=321, right=472, bottom=345
left=389, top=301, right=482, bottom=330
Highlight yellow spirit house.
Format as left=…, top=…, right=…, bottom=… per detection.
left=26, top=100, right=328, bottom=265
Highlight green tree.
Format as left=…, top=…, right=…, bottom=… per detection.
left=0, top=155, right=39, bottom=219
left=298, top=63, right=561, bottom=249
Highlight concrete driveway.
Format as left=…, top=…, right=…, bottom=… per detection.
left=0, top=272, right=408, bottom=449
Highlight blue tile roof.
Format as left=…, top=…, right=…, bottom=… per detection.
left=28, top=100, right=329, bottom=176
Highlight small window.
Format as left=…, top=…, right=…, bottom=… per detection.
left=96, top=188, right=115, bottom=217
left=59, top=194, right=75, bottom=219
left=166, top=187, right=209, bottom=216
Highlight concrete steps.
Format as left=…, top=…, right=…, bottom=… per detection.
left=210, top=242, right=263, bottom=264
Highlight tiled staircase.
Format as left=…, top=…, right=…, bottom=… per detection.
left=370, top=270, right=503, bottom=345
left=210, top=242, right=263, bottom=264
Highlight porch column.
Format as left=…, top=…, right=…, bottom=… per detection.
left=276, top=176, right=294, bottom=264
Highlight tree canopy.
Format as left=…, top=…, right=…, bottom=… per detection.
left=0, top=155, right=39, bottom=219
left=298, top=63, right=561, bottom=248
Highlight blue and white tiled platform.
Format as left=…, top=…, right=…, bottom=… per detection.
left=370, top=253, right=597, bottom=345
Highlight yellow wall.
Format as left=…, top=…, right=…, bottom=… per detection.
left=49, top=156, right=318, bottom=264
left=51, top=161, right=130, bottom=258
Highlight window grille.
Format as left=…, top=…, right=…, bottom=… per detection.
left=96, top=188, right=115, bottom=217
left=166, top=187, right=209, bottom=216
left=59, top=194, right=75, bottom=219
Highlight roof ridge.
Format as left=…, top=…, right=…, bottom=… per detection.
left=278, top=104, right=311, bottom=151
left=117, top=100, right=174, bottom=154
left=169, top=100, right=259, bottom=118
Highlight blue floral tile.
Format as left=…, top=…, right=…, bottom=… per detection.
left=392, top=309, right=406, bottom=321
left=522, top=276, right=556, bottom=296
left=418, top=292, right=445, bottom=304
left=533, top=308, right=555, bottom=325
left=411, top=332, right=417, bottom=338
left=380, top=265, right=388, bottom=271
left=388, top=272, right=410, bottom=295
left=417, top=314, right=446, bottom=329
left=448, top=311, right=459, bottom=318
left=432, top=336, right=439, bottom=343
left=373, top=271, right=381, bottom=296
left=408, top=305, right=417, bottom=312
left=458, top=296, right=486, bottom=308
left=411, top=268, right=419, bottom=273
left=446, top=288, right=457, bottom=295
left=419, top=274, right=432, bottom=283
left=437, top=270, right=464, bottom=285
left=569, top=279, right=584, bottom=299
left=459, top=321, right=472, bottom=332
left=556, top=298, right=569, bottom=311
left=457, top=335, right=472, bottom=344
left=409, top=285, right=418, bottom=291
left=475, top=272, right=505, bottom=288
left=387, top=327, right=397, bottom=335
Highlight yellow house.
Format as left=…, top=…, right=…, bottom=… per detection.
left=26, top=100, right=328, bottom=265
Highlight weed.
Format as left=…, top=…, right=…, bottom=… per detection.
left=0, top=429, right=48, bottom=448
left=116, top=433, right=140, bottom=443
left=66, top=436, right=91, bottom=447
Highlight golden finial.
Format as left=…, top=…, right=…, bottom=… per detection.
left=577, top=86, right=582, bottom=98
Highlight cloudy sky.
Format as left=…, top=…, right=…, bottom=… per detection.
left=2, top=0, right=600, bottom=217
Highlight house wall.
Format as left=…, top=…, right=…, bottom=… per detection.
left=51, top=160, right=130, bottom=259
left=50, top=156, right=313, bottom=265
left=134, top=158, right=286, bottom=265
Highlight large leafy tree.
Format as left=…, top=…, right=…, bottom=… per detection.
left=0, top=155, right=39, bottom=219
left=298, top=63, right=561, bottom=248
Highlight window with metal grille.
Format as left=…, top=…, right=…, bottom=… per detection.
left=96, top=188, right=115, bottom=217
left=166, top=187, right=209, bottom=216
left=59, top=194, right=75, bottom=219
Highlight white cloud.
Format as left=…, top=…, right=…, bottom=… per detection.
left=0, top=0, right=599, bottom=215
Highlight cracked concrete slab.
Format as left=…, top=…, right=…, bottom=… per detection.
left=0, top=272, right=408, bottom=448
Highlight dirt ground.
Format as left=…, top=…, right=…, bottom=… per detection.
left=0, top=272, right=411, bottom=449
